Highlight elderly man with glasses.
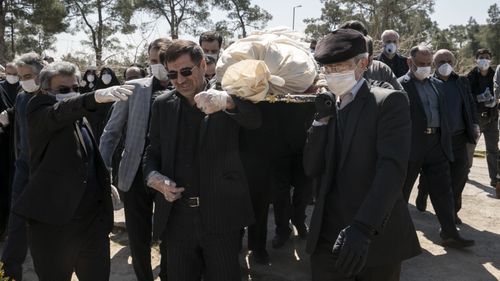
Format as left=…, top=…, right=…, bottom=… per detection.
left=304, top=29, right=420, bottom=281
left=12, top=61, right=134, bottom=281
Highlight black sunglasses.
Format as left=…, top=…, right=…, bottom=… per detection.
left=54, top=85, right=79, bottom=94
left=167, top=65, right=198, bottom=80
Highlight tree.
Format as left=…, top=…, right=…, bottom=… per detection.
left=304, top=0, right=347, bottom=40
left=0, top=0, right=67, bottom=64
left=213, top=0, right=272, bottom=38
left=485, top=3, right=500, bottom=64
left=136, top=0, right=210, bottom=39
left=464, top=17, right=481, bottom=58
left=304, top=0, right=435, bottom=42
left=65, top=0, right=137, bottom=66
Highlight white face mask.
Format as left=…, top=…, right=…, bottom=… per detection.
left=205, top=53, right=219, bottom=62
left=150, top=64, right=169, bottom=81
left=413, top=66, right=431, bottom=80
left=384, top=43, right=397, bottom=55
left=6, top=75, right=19, bottom=84
left=437, top=63, right=453, bottom=77
left=101, top=74, right=112, bottom=85
left=325, top=70, right=357, bottom=97
left=20, top=79, right=40, bottom=93
left=477, top=59, right=491, bottom=70
left=87, top=74, right=95, bottom=82
left=55, top=91, right=79, bottom=102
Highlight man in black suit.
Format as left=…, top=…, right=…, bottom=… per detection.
left=12, top=61, right=134, bottom=281
left=399, top=45, right=474, bottom=248
left=415, top=49, right=480, bottom=224
left=143, top=39, right=261, bottom=281
left=304, top=29, right=420, bottom=281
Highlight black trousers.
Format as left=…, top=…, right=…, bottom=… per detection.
left=403, top=133, right=458, bottom=236
left=418, top=133, right=470, bottom=213
left=121, top=168, right=166, bottom=281
left=164, top=206, right=241, bottom=281
left=28, top=208, right=110, bottom=281
left=311, top=238, right=401, bottom=281
left=467, top=116, right=499, bottom=182
left=1, top=160, right=29, bottom=281
left=273, top=152, right=312, bottom=237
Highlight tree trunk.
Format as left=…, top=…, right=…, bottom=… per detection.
left=96, top=0, right=103, bottom=66
left=0, top=1, right=6, bottom=65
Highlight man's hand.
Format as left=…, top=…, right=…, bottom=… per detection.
left=94, top=85, right=135, bottom=103
left=314, top=91, right=336, bottom=121
left=146, top=171, right=185, bottom=202
left=194, top=89, right=232, bottom=114
left=332, top=223, right=373, bottom=277
left=473, top=124, right=481, bottom=142
left=0, top=110, right=9, bottom=126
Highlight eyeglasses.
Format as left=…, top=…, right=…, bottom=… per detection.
left=52, top=85, right=79, bottom=94
left=167, top=65, right=198, bottom=80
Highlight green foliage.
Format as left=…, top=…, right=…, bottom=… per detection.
left=0, top=0, right=68, bottom=64
left=65, top=0, right=138, bottom=66
left=212, top=0, right=272, bottom=38
left=135, top=0, right=211, bottom=39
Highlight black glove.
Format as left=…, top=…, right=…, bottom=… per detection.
left=332, top=222, right=374, bottom=277
left=314, top=91, right=336, bottom=120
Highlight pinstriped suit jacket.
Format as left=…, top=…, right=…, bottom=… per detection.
left=99, top=77, right=154, bottom=192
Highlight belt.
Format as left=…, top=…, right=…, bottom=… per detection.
left=480, top=111, right=490, bottom=118
left=424, top=127, right=440, bottom=134
left=177, top=197, right=200, bottom=208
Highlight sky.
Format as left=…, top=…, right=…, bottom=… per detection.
left=49, top=0, right=500, bottom=63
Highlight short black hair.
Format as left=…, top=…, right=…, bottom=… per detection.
left=199, top=31, right=223, bottom=48
left=165, top=40, right=204, bottom=65
left=475, top=48, right=492, bottom=59
left=148, top=38, right=173, bottom=54
left=339, top=20, right=368, bottom=36
left=409, top=44, right=432, bottom=58
left=123, top=64, right=146, bottom=80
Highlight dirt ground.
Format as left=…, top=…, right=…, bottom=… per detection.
left=1, top=138, right=499, bottom=281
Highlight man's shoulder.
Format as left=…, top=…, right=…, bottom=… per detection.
left=125, top=77, right=153, bottom=87
left=397, top=53, right=408, bottom=60
left=153, top=89, right=178, bottom=104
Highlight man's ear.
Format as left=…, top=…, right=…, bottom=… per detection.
left=407, top=57, right=413, bottom=69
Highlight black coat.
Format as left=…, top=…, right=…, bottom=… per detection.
left=143, top=91, right=261, bottom=239
left=304, top=82, right=421, bottom=267
left=399, top=74, right=454, bottom=162
left=13, top=93, right=113, bottom=229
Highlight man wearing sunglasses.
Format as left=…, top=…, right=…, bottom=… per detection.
left=12, top=61, right=134, bottom=281
left=99, top=38, right=172, bottom=281
left=143, top=39, right=261, bottom=281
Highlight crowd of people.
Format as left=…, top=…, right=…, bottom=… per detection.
left=0, top=23, right=498, bottom=281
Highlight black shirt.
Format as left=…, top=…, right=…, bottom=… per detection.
left=173, top=94, right=204, bottom=199
left=75, top=122, right=103, bottom=217
left=320, top=102, right=353, bottom=241
left=439, top=74, right=466, bottom=135
left=467, top=67, right=496, bottom=114
left=375, top=53, right=409, bottom=78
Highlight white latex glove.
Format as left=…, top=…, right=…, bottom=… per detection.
left=146, top=171, right=185, bottom=202
left=110, top=184, right=121, bottom=210
left=94, top=85, right=135, bottom=103
left=194, top=89, right=230, bottom=114
left=0, top=110, right=8, bottom=126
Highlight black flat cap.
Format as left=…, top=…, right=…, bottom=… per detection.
left=314, top=29, right=367, bottom=64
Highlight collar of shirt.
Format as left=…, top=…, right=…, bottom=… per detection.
left=336, top=78, right=365, bottom=109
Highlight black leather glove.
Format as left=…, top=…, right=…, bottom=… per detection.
left=314, top=91, right=336, bottom=120
left=332, top=222, right=374, bottom=277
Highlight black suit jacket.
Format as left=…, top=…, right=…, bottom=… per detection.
left=304, top=82, right=421, bottom=266
left=143, top=91, right=261, bottom=239
left=13, top=93, right=113, bottom=229
left=398, top=74, right=454, bottom=162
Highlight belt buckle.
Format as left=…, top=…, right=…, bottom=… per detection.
left=424, top=128, right=432, bottom=134
left=481, top=112, right=488, bottom=118
left=189, top=197, right=200, bottom=207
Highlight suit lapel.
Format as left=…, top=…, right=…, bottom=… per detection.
left=74, top=121, right=87, bottom=157
left=319, top=117, right=337, bottom=197
left=167, top=96, right=181, bottom=176
left=407, top=79, right=427, bottom=118
left=338, top=83, right=369, bottom=171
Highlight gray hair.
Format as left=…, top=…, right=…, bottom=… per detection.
left=39, top=61, right=79, bottom=90
left=381, top=30, right=400, bottom=41
left=353, top=52, right=369, bottom=64
left=410, top=44, right=432, bottom=59
left=14, top=52, right=46, bottom=75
